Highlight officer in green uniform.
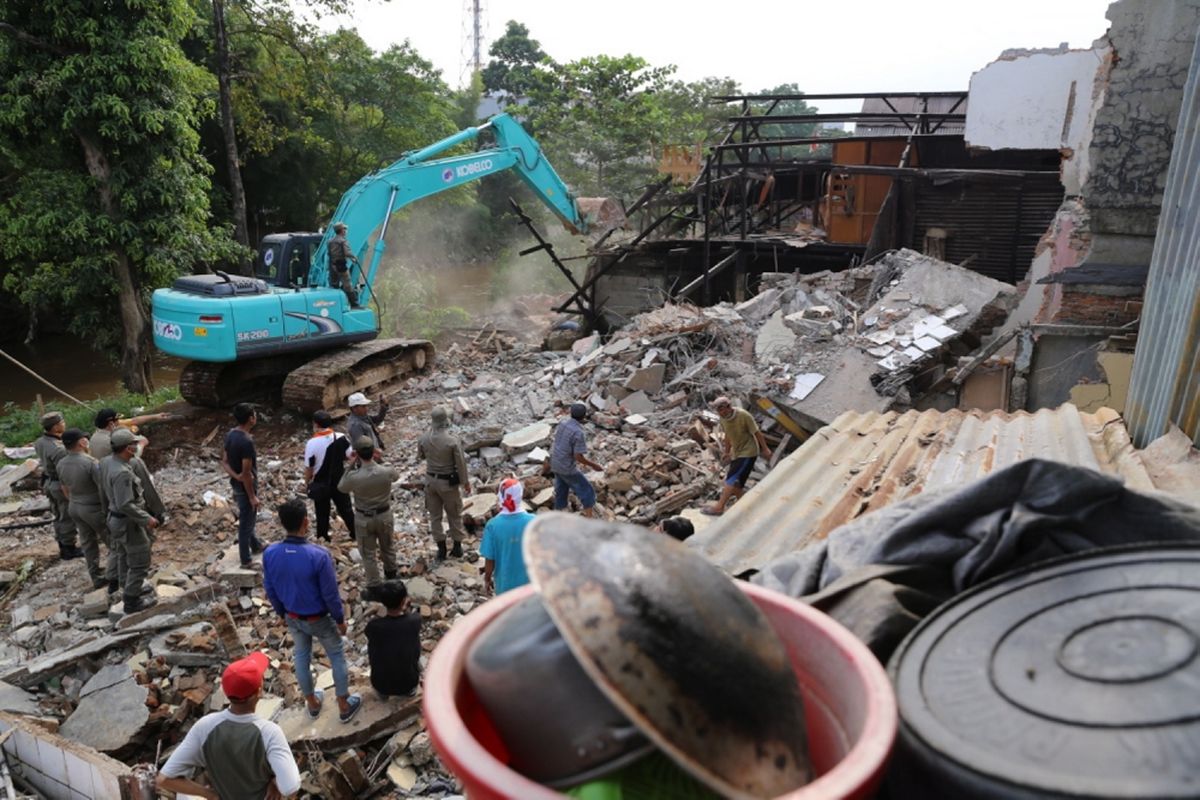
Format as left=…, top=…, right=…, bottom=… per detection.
left=99, top=428, right=159, bottom=615
left=417, top=407, right=472, bottom=561
left=57, top=429, right=115, bottom=591
left=328, top=222, right=358, bottom=307
left=337, top=438, right=399, bottom=585
left=34, top=412, right=83, bottom=561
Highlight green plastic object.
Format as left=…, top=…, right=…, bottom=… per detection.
left=566, top=753, right=721, bottom=800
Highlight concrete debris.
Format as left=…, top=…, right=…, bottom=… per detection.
left=60, top=665, right=151, bottom=755
left=624, top=364, right=666, bottom=395
left=277, top=694, right=421, bottom=752
left=500, top=421, right=551, bottom=453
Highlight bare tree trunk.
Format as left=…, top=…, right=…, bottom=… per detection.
left=77, top=131, right=154, bottom=394
left=213, top=0, right=251, bottom=272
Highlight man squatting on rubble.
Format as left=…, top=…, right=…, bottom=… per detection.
left=304, top=411, right=355, bottom=542
left=58, top=429, right=117, bottom=592
left=34, top=412, right=83, bottom=560
left=157, top=651, right=302, bottom=800
left=551, top=402, right=603, bottom=518
left=338, top=437, right=400, bottom=586
left=704, top=396, right=772, bottom=516
left=364, top=579, right=422, bottom=698
left=99, top=428, right=165, bottom=614
left=417, top=406, right=472, bottom=561
left=347, top=391, right=388, bottom=454
left=328, top=221, right=358, bottom=307
left=263, top=498, right=363, bottom=723
left=223, top=403, right=265, bottom=568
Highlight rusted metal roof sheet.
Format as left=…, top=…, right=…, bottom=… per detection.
left=689, top=404, right=1155, bottom=576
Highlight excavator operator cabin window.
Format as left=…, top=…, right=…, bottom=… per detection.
left=289, top=248, right=306, bottom=287
left=257, top=243, right=282, bottom=283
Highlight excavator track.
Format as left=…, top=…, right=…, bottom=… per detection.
left=179, top=354, right=315, bottom=409
left=280, top=338, right=435, bottom=415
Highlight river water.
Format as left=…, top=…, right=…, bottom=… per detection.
left=0, top=263, right=504, bottom=408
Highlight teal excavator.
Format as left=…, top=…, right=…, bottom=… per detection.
left=151, top=114, right=594, bottom=413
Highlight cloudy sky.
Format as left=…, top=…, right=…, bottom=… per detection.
left=327, top=0, right=1114, bottom=111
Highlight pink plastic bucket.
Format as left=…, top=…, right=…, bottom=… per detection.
left=424, top=582, right=897, bottom=799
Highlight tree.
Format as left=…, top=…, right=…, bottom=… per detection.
left=750, top=83, right=825, bottom=160
left=481, top=21, right=546, bottom=102
left=0, top=0, right=241, bottom=392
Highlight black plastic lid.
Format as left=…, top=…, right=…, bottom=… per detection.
left=890, top=544, right=1200, bottom=799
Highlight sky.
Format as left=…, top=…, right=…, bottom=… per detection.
left=325, top=0, right=1115, bottom=113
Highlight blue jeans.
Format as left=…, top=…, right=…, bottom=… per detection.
left=554, top=471, right=597, bottom=510
left=287, top=615, right=349, bottom=699
left=232, top=487, right=263, bottom=565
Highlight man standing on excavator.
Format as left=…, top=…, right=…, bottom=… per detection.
left=328, top=222, right=358, bottom=307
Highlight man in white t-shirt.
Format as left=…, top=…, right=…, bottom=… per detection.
left=157, top=651, right=300, bottom=800
left=304, top=411, right=355, bottom=542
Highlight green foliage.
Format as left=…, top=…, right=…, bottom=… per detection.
left=0, top=386, right=180, bottom=447
left=481, top=21, right=546, bottom=102
left=0, top=0, right=242, bottom=372
left=373, top=263, right=470, bottom=340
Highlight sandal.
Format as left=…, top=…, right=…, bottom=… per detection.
left=339, top=693, right=363, bottom=724
left=306, top=689, right=324, bottom=719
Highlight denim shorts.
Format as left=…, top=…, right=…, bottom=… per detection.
left=725, top=457, right=756, bottom=488
left=554, top=471, right=597, bottom=509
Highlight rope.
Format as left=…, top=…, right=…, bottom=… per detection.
left=0, top=347, right=91, bottom=408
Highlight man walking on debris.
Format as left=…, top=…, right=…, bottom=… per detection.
left=551, top=403, right=602, bottom=518
left=263, top=498, right=362, bottom=723
left=328, top=221, right=358, bottom=307
left=703, top=396, right=771, bottom=516
left=99, top=428, right=159, bottom=614
left=34, top=412, right=83, bottom=561
left=482, top=478, right=534, bottom=595
left=223, top=403, right=265, bottom=568
left=157, top=651, right=302, bottom=800
left=57, top=429, right=115, bottom=591
left=338, top=438, right=399, bottom=585
left=347, top=391, right=388, bottom=454
left=304, top=411, right=355, bottom=542
left=417, top=406, right=471, bottom=561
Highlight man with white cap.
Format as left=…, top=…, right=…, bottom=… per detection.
left=481, top=477, right=535, bottom=595
left=346, top=391, right=388, bottom=454
left=157, top=651, right=301, bottom=800
left=34, top=411, right=83, bottom=561
left=417, top=406, right=471, bottom=562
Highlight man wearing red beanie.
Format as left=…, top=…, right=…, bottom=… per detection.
left=156, top=652, right=300, bottom=799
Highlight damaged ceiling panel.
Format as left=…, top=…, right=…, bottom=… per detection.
left=689, top=404, right=1155, bottom=577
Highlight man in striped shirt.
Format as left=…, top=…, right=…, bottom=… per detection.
left=156, top=652, right=300, bottom=800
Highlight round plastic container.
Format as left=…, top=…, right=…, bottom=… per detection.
left=425, top=582, right=897, bottom=800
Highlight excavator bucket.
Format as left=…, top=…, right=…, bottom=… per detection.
left=576, top=197, right=627, bottom=236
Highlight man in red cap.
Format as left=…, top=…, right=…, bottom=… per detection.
left=157, top=652, right=301, bottom=800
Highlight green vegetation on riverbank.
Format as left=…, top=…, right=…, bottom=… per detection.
left=0, top=387, right=181, bottom=448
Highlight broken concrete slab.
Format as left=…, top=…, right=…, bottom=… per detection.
left=406, top=578, right=436, bottom=604
left=60, top=664, right=150, bottom=755
left=80, top=588, right=111, bottom=619
left=624, top=364, right=666, bottom=395
left=0, top=681, right=39, bottom=716
left=276, top=693, right=421, bottom=752
left=531, top=487, right=555, bottom=508
left=461, top=493, right=497, bottom=520
left=220, top=567, right=258, bottom=589
left=754, top=311, right=798, bottom=360
left=0, top=460, right=38, bottom=499
left=501, top=422, right=551, bottom=454
left=618, top=391, right=654, bottom=416
left=479, top=446, right=505, bottom=466
left=3, top=632, right=139, bottom=688
left=148, top=622, right=222, bottom=667
left=734, top=288, right=782, bottom=324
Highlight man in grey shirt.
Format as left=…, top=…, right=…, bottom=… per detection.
left=417, top=406, right=472, bottom=561
left=98, top=428, right=160, bottom=615
left=346, top=391, right=388, bottom=453
left=34, top=411, right=82, bottom=560
left=57, top=429, right=115, bottom=592
left=551, top=403, right=603, bottom=518
left=157, top=651, right=301, bottom=800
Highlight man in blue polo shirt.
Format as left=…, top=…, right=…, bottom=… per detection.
left=263, top=498, right=362, bottom=724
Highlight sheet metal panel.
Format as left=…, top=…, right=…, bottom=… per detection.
left=689, top=404, right=1154, bottom=576
left=1127, top=31, right=1200, bottom=448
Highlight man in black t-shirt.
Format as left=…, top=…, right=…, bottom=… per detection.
left=364, top=580, right=421, bottom=697
left=222, top=403, right=264, bottom=567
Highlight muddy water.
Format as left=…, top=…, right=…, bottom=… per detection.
left=0, top=335, right=183, bottom=407
left=0, top=264, right=502, bottom=408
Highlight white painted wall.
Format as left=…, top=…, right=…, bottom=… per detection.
left=965, top=49, right=1106, bottom=159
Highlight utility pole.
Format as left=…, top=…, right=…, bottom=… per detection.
left=459, top=0, right=486, bottom=85
left=472, top=0, right=483, bottom=73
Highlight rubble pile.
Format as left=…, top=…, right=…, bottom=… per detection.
left=0, top=249, right=1016, bottom=796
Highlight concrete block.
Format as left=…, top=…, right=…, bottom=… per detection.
left=277, top=693, right=421, bottom=752
left=60, top=665, right=150, bottom=755
left=624, top=364, right=666, bottom=395
left=501, top=422, right=551, bottom=454
left=619, top=391, right=654, bottom=416
left=479, top=447, right=505, bottom=466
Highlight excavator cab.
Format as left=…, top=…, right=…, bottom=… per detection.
left=256, top=233, right=322, bottom=289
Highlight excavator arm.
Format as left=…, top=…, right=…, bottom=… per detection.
left=310, top=114, right=589, bottom=303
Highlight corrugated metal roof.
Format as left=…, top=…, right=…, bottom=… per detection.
left=1127, top=31, right=1200, bottom=448
left=689, top=404, right=1155, bottom=576
left=856, top=96, right=967, bottom=137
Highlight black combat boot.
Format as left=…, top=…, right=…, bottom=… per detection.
left=107, top=579, right=120, bottom=597
left=59, top=544, right=84, bottom=560
left=436, top=541, right=447, bottom=562
left=450, top=541, right=463, bottom=558
left=123, top=593, right=158, bottom=616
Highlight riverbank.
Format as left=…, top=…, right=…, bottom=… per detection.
left=0, top=386, right=181, bottom=451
